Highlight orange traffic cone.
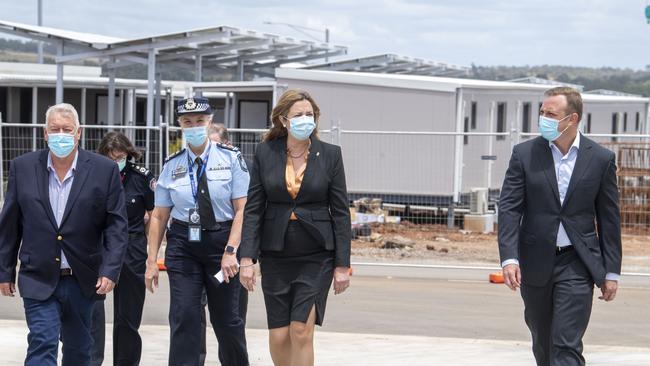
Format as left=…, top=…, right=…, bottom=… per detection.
left=157, top=258, right=167, bottom=271
left=489, top=271, right=504, bottom=283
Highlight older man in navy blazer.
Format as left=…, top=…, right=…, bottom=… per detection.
left=0, top=103, right=128, bottom=366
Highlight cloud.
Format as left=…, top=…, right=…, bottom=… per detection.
left=1, top=0, right=649, bottom=69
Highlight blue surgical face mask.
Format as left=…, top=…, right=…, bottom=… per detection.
left=538, top=115, right=571, bottom=142
left=47, top=133, right=76, bottom=158
left=288, top=115, right=316, bottom=141
left=116, top=158, right=127, bottom=172
left=183, top=126, right=208, bottom=147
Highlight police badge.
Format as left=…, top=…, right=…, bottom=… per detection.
left=188, top=208, right=201, bottom=242
left=184, top=98, right=197, bottom=111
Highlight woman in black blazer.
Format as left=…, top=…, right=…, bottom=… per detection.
left=239, top=90, right=351, bottom=366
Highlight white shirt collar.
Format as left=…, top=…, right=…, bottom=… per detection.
left=187, top=141, right=211, bottom=162
left=550, top=132, right=581, bottom=154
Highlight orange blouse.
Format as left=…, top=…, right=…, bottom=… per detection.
left=286, top=151, right=309, bottom=220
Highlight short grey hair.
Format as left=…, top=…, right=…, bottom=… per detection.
left=45, top=103, right=80, bottom=129
left=208, top=122, right=229, bottom=143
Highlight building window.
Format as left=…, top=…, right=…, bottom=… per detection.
left=464, top=116, right=469, bottom=145
left=586, top=113, right=592, bottom=134
left=470, top=102, right=477, bottom=130
left=636, top=112, right=640, bottom=131
left=623, top=112, right=628, bottom=132
left=522, top=102, right=531, bottom=133
left=497, top=102, right=506, bottom=141
left=612, top=113, right=618, bottom=142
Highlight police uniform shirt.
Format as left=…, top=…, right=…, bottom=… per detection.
left=155, top=141, right=250, bottom=222
left=122, top=162, right=156, bottom=233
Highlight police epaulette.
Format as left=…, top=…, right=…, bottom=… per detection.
left=164, top=148, right=186, bottom=163
left=128, top=162, right=151, bottom=177
left=216, top=142, right=239, bottom=152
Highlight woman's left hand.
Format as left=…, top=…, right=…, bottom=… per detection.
left=333, top=266, right=350, bottom=295
left=221, top=254, right=239, bottom=284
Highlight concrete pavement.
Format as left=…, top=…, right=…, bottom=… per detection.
left=1, top=319, right=650, bottom=365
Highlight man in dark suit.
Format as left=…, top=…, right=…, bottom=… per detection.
left=498, top=87, right=622, bottom=366
left=0, top=103, right=128, bottom=366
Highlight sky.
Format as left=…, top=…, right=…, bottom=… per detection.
left=1, top=0, right=650, bottom=69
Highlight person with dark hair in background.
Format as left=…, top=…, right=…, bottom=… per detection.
left=90, top=132, right=156, bottom=366
left=239, top=90, right=351, bottom=366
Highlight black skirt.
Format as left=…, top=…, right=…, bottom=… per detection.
left=260, top=221, right=335, bottom=329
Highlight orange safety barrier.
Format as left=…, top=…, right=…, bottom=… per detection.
left=157, top=258, right=167, bottom=271
left=489, top=271, right=504, bottom=283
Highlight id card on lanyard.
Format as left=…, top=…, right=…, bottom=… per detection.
left=187, top=145, right=211, bottom=242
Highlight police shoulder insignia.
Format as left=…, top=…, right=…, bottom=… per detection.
left=164, top=148, right=186, bottom=164
left=129, top=162, right=150, bottom=177
left=216, top=142, right=239, bottom=152
left=237, top=153, right=248, bottom=173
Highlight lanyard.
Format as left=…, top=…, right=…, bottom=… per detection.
left=187, top=144, right=211, bottom=207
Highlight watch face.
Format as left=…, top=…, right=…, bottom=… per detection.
left=226, top=245, right=236, bottom=253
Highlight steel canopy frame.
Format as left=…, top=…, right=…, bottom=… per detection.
left=0, top=19, right=348, bottom=131
left=302, top=54, right=469, bottom=77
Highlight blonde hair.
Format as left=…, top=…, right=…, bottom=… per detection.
left=264, top=89, right=320, bottom=142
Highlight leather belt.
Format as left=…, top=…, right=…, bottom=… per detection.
left=60, top=268, right=73, bottom=276
left=171, top=218, right=233, bottom=231
left=556, top=245, right=574, bottom=255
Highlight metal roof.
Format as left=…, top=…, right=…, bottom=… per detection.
left=300, top=54, right=469, bottom=77
left=0, top=20, right=123, bottom=48
left=276, top=68, right=650, bottom=103
left=507, top=77, right=584, bottom=91
left=0, top=20, right=347, bottom=78
left=585, top=89, right=643, bottom=98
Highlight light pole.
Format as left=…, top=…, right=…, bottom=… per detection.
left=37, top=0, right=43, bottom=63
left=263, top=21, right=331, bottom=62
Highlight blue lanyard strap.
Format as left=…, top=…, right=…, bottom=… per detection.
left=187, top=144, right=211, bottom=206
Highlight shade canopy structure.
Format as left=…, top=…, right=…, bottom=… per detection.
left=0, top=20, right=348, bottom=126
left=300, top=54, right=469, bottom=77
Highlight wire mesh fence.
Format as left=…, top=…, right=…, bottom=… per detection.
left=0, top=121, right=648, bottom=235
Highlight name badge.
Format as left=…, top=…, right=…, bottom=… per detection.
left=172, top=166, right=187, bottom=179
left=188, top=208, right=201, bottom=242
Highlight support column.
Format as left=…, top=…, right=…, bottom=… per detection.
left=31, top=86, right=38, bottom=151
left=146, top=49, right=156, bottom=168
left=107, top=62, right=116, bottom=125
left=55, top=41, right=64, bottom=103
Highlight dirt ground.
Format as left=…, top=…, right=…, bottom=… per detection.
left=352, top=222, right=650, bottom=272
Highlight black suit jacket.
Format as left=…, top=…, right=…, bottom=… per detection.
left=240, top=137, right=351, bottom=267
left=0, top=149, right=128, bottom=300
left=498, top=135, right=622, bottom=287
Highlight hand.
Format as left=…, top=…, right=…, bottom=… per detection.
left=145, top=259, right=159, bottom=294
left=95, top=277, right=115, bottom=295
left=0, top=282, right=16, bottom=297
left=239, top=258, right=256, bottom=292
left=503, top=264, right=521, bottom=291
left=599, top=280, right=618, bottom=302
left=221, top=254, right=239, bottom=284
left=333, top=266, right=350, bottom=295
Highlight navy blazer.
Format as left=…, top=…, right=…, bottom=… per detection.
left=240, top=137, right=352, bottom=267
left=0, top=148, right=128, bottom=300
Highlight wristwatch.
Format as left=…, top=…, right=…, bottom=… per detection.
left=224, top=245, right=237, bottom=255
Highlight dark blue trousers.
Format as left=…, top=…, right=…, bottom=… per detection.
left=23, top=275, right=96, bottom=366
left=165, top=221, right=248, bottom=366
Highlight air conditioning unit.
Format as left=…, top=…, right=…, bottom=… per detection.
left=470, top=187, right=489, bottom=215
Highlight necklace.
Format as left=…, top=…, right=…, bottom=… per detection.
left=287, top=141, right=310, bottom=159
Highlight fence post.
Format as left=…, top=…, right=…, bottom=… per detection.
left=450, top=88, right=465, bottom=229
left=159, top=123, right=165, bottom=174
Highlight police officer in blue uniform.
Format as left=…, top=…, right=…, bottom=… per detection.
left=144, top=97, right=250, bottom=365
left=91, top=132, right=156, bottom=366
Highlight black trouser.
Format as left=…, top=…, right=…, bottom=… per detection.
left=91, top=233, right=147, bottom=366
left=521, top=249, right=594, bottom=366
left=166, top=221, right=248, bottom=366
